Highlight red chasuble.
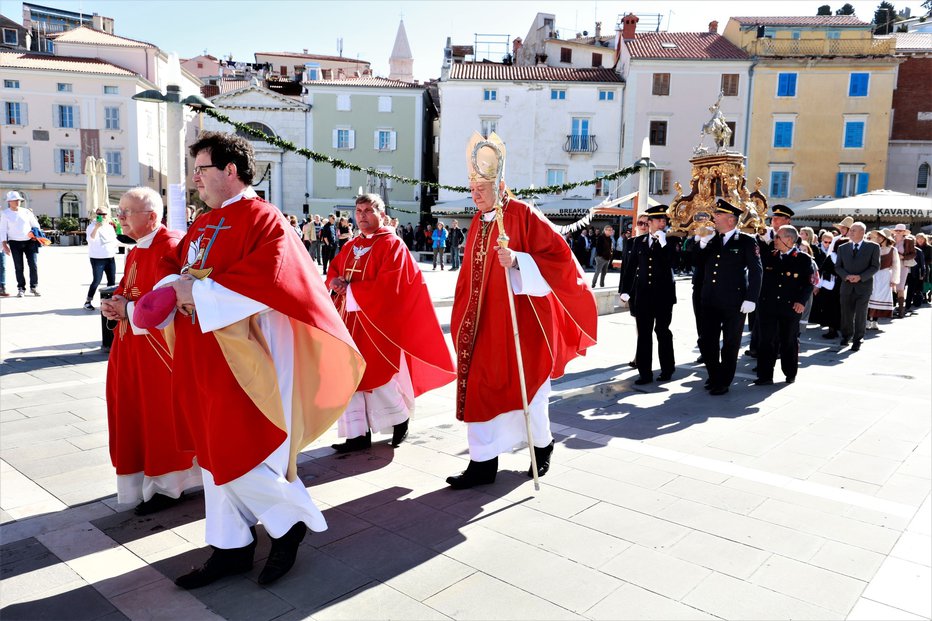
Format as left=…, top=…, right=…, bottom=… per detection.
left=162, top=197, right=364, bottom=485
left=326, top=227, right=455, bottom=394
left=106, top=226, right=195, bottom=476
left=451, top=198, right=598, bottom=423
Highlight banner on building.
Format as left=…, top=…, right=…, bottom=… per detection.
left=80, top=129, right=100, bottom=169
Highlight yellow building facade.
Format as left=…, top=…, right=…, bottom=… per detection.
left=723, top=17, right=898, bottom=202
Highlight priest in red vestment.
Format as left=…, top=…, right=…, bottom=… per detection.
left=326, top=194, right=455, bottom=453
left=100, top=187, right=199, bottom=516
left=153, top=132, right=364, bottom=589
left=448, top=132, right=598, bottom=489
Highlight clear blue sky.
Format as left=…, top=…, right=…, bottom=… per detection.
left=8, top=1, right=927, bottom=81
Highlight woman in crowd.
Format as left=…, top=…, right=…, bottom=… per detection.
left=866, top=229, right=900, bottom=331
left=84, top=207, right=118, bottom=310
left=337, top=216, right=352, bottom=250
left=811, top=231, right=842, bottom=339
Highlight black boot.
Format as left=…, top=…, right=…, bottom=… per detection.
left=391, top=419, right=409, bottom=448
left=175, top=528, right=256, bottom=589
left=527, top=441, right=554, bottom=478
left=258, top=522, right=307, bottom=585
left=331, top=431, right=371, bottom=454
left=446, top=457, right=498, bottom=489
left=135, top=492, right=183, bottom=516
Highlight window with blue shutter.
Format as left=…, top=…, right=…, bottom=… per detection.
left=857, top=173, right=869, bottom=194
left=777, top=73, right=797, bottom=97
left=848, top=73, right=869, bottom=97
left=770, top=171, right=789, bottom=198
left=773, top=121, right=793, bottom=148
left=844, top=121, right=865, bottom=148
left=835, top=173, right=845, bottom=198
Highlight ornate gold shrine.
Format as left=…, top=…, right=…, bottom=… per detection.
left=665, top=94, right=769, bottom=236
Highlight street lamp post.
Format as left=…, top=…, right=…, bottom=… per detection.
left=132, top=77, right=214, bottom=232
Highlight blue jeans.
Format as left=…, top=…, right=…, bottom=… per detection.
left=0, top=251, right=6, bottom=290
left=87, top=257, right=116, bottom=301
left=450, top=244, right=461, bottom=269
left=8, top=239, right=38, bottom=291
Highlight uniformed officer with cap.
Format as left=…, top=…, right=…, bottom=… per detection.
left=696, top=199, right=763, bottom=395
left=747, top=204, right=795, bottom=358
left=620, top=204, right=678, bottom=384
left=753, top=225, right=813, bottom=385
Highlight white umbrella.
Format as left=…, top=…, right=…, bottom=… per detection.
left=94, top=157, right=111, bottom=214
left=794, top=189, right=932, bottom=223
left=85, top=155, right=100, bottom=218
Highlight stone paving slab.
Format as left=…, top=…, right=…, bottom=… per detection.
left=2, top=246, right=931, bottom=620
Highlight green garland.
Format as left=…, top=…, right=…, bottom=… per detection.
left=200, top=106, right=641, bottom=204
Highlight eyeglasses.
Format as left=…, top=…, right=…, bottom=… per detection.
left=192, top=164, right=220, bottom=175
left=637, top=221, right=648, bottom=226
left=117, top=209, right=150, bottom=217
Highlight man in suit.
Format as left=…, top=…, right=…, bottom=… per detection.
left=619, top=216, right=650, bottom=368
left=620, top=205, right=677, bottom=384
left=696, top=199, right=763, bottom=396
left=834, top=222, right=880, bottom=351
left=753, top=225, right=813, bottom=385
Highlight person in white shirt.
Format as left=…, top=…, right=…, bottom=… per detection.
left=85, top=207, right=119, bottom=310
left=0, top=191, right=41, bottom=297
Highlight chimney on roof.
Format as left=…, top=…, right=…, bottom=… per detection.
left=595, top=22, right=602, bottom=38
left=513, top=37, right=522, bottom=56
left=621, top=14, right=638, bottom=41
left=708, top=20, right=719, bottom=34
left=303, top=48, right=308, bottom=54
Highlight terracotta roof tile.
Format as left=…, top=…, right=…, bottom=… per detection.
left=49, top=25, right=154, bottom=48
left=448, top=62, right=622, bottom=82
left=885, top=32, right=932, bottom=51
left=304, top=76, right=421, bottom=89
left=730, top=16, right=869, bottom=27
left=255, top=51, right=370, bottom=64
left=626, top=32, right=749, bottom=60
left=0, top=52, right=136, bottom=75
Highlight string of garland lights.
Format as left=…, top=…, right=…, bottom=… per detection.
left=201, top=107, right=641, bottom=204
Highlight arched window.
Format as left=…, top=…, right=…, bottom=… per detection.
left=918, top=163, right=930, bottom=190
left=236, top=122, right=275, bottom=142
left=60, top=192, right=80, bottom=218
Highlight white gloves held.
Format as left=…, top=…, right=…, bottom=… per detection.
left=739, top=300, right=756, bottom=314
left=696, top=233, right=715, bottom=248
left=620, top=293, right=631, bottom=303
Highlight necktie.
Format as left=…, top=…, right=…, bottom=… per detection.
left=852, top=243, right=860, bottom=257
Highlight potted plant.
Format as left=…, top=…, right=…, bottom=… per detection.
left=57, top=216, right=81, bottom=246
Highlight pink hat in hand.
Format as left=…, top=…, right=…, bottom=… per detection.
left=133, top=287, right=178, bottom=329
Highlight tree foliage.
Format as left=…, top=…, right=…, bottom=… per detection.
left=818, top=4, right=832, bottom=15
left=874, top=1, right=896, bottom=34
left=836, top=3, right=856, bottom=14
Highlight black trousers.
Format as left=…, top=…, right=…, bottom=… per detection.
left=321, top=244, right=333, bottom=273
left=699, top=306, right=745, bottom=389
left=747, top=311, right=759, bottom=353
left=691, top=285, right=702, bottom=348
left=8, top=239, right=38, bottom=290
left=87, top=257, right=116, bottom=300
left=635, top=302, right=674, bottom=379
left=756, top=311, right=801, bottom=381
left=840, top=282, right=871, bottom=342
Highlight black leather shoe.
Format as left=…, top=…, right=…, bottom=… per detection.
left=446, top=457, right=498, bottom=489
left=527, top=441, right=554, bottom=478
left=135, top=493, right=183, bottom=516
left=822, top=330, right=838, bottom=339
left=744, top=349, right=757, bottom=358
left=703, top=380, right=712, bottom=390
left=175, top=530, right=256, bottom=590
left=391, top=419, right=409, bottom=448
left=656, top=372, right=674, bottom=382
left=785, top=376, right=796, bottom=384
left=851, top=340, right=861, bottom=352
left=839, top=339, right=850, bottom=347
left=627, top=359, right=637, bottom=368
left=634, top=376, right=653, bottom=385
left=709, top=386, right=729, bottom=396
left=258, top=522, right=307, bottom=585
left=695, top=355, right=704, bottom=364
left=751, top=366, right=758, bottom=373
left=752, top=378, right=774, bottom=386
left=331, top=431, right=371, bottom=454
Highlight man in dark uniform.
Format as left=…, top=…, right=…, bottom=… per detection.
left=620, top=205, right=677, bottom=384
left=747, top=204, right=794, bottom=358
left=619, top=216, right=650, bottom=368
left=753, top=225, right=813, bottom=385
left=696, top=199, right=763, bottom=396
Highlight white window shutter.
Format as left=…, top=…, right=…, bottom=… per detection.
left=348, top=130, right=355, bottom=149
left=332, top=129, right=339, bottom=148
left=24, top=147, right=31, bottom=172
left=74, top=106, right=81, bottom=129
left=53, top=106, right=61, bottom=128
left=21, top=102, right=27, bottom=126
left=54, top=149, right=61, bottom=173
left=0, top=102, right=6, bottom=126
left=389, top=131, right=397, bottom=151
left=75, top=149, right=82, bottom=174
left=374, top=130, right=380, bottom=150
left=2, top=148, right=8, bottom=170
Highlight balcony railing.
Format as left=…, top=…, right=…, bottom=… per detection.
left=564, top=134, right=598, bottom=154
left=747, top=37, right=895, bottom=57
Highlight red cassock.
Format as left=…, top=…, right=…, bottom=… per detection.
left=326, top=226, right=455, bottom=394
left=451, top=198, right=598, bottom=423
left=161, top=197, right=364, bottom=485
left=106, top=226, right=195, bottom=476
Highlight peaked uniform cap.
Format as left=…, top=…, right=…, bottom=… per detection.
left=715, top=198, right=742, bottom=217
left=771, top=204, right=794, bottom=218
left=644, top=204, right=670, bottom=219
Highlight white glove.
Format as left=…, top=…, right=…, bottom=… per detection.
left=654, top=230, right=667, bottom=247
left=739, top=300, right=756, bottom=314
left=758, top=228, right=773, bottom=243
left=696, top=233, right=714, bottom=248
left=620, top=293, right=631, bottom=303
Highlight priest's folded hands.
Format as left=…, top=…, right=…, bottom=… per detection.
left=170, top=275, right=196, bottom=316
